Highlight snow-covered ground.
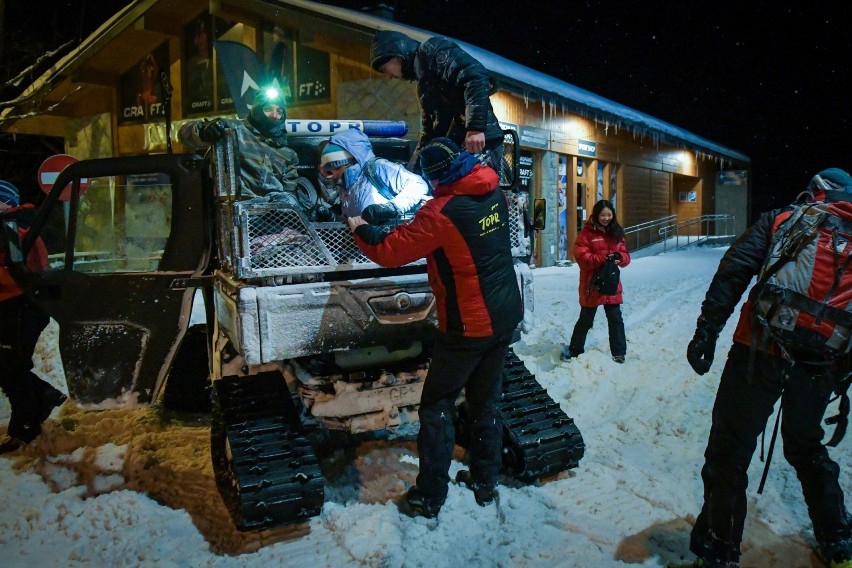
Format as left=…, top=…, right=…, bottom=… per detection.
left=1, top=246, right=847, bottom=567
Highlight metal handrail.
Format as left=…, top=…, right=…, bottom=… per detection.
left=656, top=214, right=736, bottom=253
left=624, top=214, right=736, bottom=253
left=623, top=215, right=677, bottom=252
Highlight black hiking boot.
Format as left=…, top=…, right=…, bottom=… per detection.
left=455, top=470, right=497, bottom=506
left=17, top=383, right=67, bottom=444
left=404, top=486, right=444, bottom=519
left=0, top=436, right=25, bottom=454
left=560, top=345, right=580, bottom=361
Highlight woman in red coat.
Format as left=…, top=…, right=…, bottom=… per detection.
left=561, top=199, right=631, bottom=363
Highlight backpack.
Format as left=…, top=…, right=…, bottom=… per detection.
left=752, top=201, right=852, bottom=360
left=591, top=259, right=620, bottom=296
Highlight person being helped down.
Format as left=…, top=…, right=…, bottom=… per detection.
left=319, top=127, right=429, bottom=224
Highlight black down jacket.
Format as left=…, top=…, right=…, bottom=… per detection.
left=371, top=32, right=504, bottom=153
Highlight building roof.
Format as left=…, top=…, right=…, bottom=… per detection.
left=2, top=0, right=748, bottom=163
left=290, top=0, right=748, bottom=163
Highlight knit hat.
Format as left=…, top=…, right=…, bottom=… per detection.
left=419, top=138, right=462, bottom=179
left=813, top=168, right=852, bottom=192
left=0, top=180, right=20, bottom=207
left=320, top=143, right=356, bottom=173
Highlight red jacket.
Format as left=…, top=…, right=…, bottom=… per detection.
left=354, top=165, right=522, bottom=338
left=1, top=204, right=48, bottom=302
left=573, top=222, right=631, bottom=307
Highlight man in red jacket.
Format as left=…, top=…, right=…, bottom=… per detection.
left=0, top=181, right=66, bottom=453
left=347, top=138, right=522, bottom=518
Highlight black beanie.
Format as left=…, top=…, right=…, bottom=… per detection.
left=419, top=138, right=460, bottom=180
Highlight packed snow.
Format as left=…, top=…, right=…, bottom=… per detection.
left=1, top=246, right=848, bottom=567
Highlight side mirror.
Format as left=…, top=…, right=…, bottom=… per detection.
left=532, top=198, right=546, bottom=231
left=2, top=219, right=24, bottom=264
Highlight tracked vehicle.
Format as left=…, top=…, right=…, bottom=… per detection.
left=15, top=120, right=584, bottom=530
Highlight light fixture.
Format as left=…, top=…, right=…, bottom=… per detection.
left=576, top=160, right=584, bottom=177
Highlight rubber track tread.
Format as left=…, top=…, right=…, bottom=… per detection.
left=211, top=373, right=324, bottom=531
left=499, top=349, right=585, bottom=481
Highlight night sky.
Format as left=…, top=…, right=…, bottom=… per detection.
left=388, top=1, right=851, bottom=219
left=4, top=1, right=850, bottom=220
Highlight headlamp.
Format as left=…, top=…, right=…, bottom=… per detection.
left=265, top=87, right=280, bottom=101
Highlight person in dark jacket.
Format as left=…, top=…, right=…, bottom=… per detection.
left=683, top=169, right=852, bottom=568
left=369, top=31, right=505, bottom=173
left=179, top=86, right=301, bottom=204
left=562, top=199, right=631, bottom=363
left=0, top=181, right=66, bottom=454
left=347, top=137, right=522, bottom=518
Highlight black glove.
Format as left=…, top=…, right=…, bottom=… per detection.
left=606, top=252, right=622, bottom=262
left=362, top=202, right=401, bottom=225
left=687, top=316, right=721, bottom=375
left=199, top=119, right=226, bottom=143
left=314, top=206, right=336, bottom=222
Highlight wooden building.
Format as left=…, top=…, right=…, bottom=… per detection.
left=0, top=0, right=750, bottom=266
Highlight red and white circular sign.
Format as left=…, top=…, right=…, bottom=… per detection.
left=38, top=154, right=89, bottom=201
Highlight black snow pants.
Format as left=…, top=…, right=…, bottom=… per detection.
left=568, top=304, right=626, bottom=358
left=690, top=342, right=852, bottom=564
left=0, top=295, right=52, bottom=439
left=415, top=330, right=512, bottom=501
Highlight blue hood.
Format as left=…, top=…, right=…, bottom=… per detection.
left=329, top=128, right=376, bottom=167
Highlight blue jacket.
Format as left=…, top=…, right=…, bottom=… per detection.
left=330, top=128, right=429, bottom=218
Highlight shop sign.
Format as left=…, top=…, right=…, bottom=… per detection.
left=717, top=170, right=748, bottom=186
left=119, top=43, right=170, bottom=124
left=578, top=139, right=597, bottom=157
left=519, top=151, right=534, bottom=190
left=519, top=126, right=549, bottom=150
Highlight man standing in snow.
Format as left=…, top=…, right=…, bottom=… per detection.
left=369, top=31, right=505, bottom=175
left=347, top=138, right=522, bottom=518
left=0, top=181, right=66, bottom=453
left=683, top=169, right=852, bottom=568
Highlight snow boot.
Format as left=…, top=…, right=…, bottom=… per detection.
left=612, top=355, right=625, bottom=364
left=0, top=436, right=24, bottom=454
left=666, top=558, right=738, bottom=568
left=816, top=545, right=852, bottom=568
left=560, top=345, right=580, bottom=361
left=455, top=470, right=497, bottom=506
left=404, top=486, right=444, bottom=519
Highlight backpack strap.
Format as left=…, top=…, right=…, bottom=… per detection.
left=363, top=157, right=396, bottom=202
left=757, top=397, right=782, bottom=494
left=825, top=372, right=852, bottom=447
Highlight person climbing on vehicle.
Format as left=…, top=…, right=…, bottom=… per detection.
left=370, top=31, right=505, bottom=175
left=0, top=181, right=67, bottom=454
left=318, top=127, right=429, bottom=224
left=682, top=168, right=852, bottom=568
left=561, top=199, right=630, bottom=363
left=346, top=138, right=522, bottom=518
left=179, top=84, right=305, bottom=208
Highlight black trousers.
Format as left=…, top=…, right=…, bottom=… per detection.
left=415, top=330, right=512, bottom=501
left=0, top=295, right=51, bottom=438
left=568, top=304, right=626, bottom=357
left=690, top=343, right=852, bottom=563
